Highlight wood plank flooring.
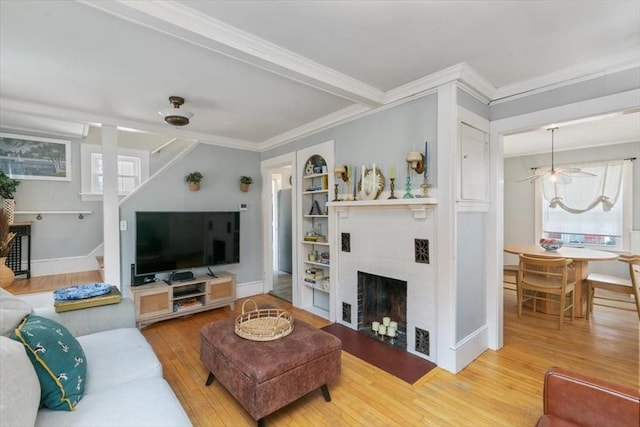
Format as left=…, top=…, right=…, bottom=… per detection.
left=3, top=271, right=103, bottom=295
left=6, top=275, right=639, bottom=426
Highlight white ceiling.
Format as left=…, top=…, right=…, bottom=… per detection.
left=1, top=1, right=639, bottom=153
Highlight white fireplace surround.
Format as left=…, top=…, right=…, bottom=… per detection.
left=330, top=200, right=437, bottom=363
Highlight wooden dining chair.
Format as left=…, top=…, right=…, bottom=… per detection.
left=518, top=254, right=576, bottom=329
left=586, top=254, right=640, bottom=320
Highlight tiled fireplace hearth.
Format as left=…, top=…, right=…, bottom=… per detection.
left=333, top=201, right=437, bottom=362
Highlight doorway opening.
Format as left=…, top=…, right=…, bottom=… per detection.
left=269, top=166, right=293, bottom=302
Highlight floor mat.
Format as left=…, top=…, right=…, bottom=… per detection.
left=321, top=323, right=436, bottom=384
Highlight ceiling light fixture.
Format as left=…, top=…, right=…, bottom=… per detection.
left=517, top=127, right=595, bottom=184
left=159, top=96, right=193, bottom=127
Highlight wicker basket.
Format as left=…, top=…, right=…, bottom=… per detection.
left=235, top=299, right=294, bottom=341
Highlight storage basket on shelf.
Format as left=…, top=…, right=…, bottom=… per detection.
left=235, top=299, right=294, bottom=341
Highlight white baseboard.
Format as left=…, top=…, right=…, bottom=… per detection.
left=31, top=255, right=100, bottom=277
left=453, top=325, right=489, bottom=373
left=236, top=280, right=263, bottom=299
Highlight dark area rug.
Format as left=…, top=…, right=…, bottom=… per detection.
left=321, top=323, right=436, bottom=384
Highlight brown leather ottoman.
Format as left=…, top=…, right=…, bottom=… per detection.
left=200, top=316, right=341, bottom=426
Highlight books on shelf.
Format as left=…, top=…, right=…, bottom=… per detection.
left=173, top=297, right=203, bottom=312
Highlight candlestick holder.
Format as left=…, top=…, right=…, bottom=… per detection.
left=420, top=178, right=431, bottom=198
left=388, top=178, right=397, bottom=199
left=402, top=174, right=414, bottom=199
left=344, top=180, right=354, bottom=201
left=333, top=183, right=339, bottom=202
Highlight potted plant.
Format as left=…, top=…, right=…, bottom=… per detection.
left=0, top=208, right=16, bottom=287
left=185, top=171, right=203, bottom=191
left=240, top=176, right=253, bottom=192
left=0, top=171, right=20, bottom=224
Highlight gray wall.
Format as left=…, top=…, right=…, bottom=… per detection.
left=491, top=67, right=640, bottom=120
left=263, top=94, right=438, bottom=180
left=6, top=129, right=103, bottom=258
left=456, top=212, right=487, bottom=340
left=119, top=143, right=263, bottom=286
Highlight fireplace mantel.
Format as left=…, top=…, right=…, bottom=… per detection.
left=327, top=198, right=437, bottom=219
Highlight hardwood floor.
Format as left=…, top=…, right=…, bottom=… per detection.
left=142, top=290, right=638, bottom=427
left=2, top=271, right=103, bottom=295
left=7, top=275, right=639, bottom=426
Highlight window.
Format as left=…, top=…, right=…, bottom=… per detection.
left=80, top=144, right=149, bottom=201
left=535, top=160, right=633, bottom=251
left=90, top=153, right=140, bottom=194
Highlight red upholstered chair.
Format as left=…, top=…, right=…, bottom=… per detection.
left=536, top=367, right=640, bottom=427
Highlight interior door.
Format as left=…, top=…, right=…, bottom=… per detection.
left=277, top=188, right=292, bottom=273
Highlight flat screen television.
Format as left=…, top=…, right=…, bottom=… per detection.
left=135, top=211, right=240, bottom=276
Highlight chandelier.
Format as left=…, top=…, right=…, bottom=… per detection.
left=517, top=127, right=595, bottom=184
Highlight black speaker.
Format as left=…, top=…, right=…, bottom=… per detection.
left=171, top=271, right=195, bottom=282
left=131, top=264, right=156, bottom=286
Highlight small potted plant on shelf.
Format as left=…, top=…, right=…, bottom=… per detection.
left=0, top=171, right=20, bottom=224
left=185, top=171, right=203, bottom=191
left=240, top=176, right=253, bottom=192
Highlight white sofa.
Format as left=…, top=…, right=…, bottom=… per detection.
left=0, top=288, right=192, bottom=427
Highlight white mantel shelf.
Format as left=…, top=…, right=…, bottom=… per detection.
left=327, top=198, right=437, bottom=219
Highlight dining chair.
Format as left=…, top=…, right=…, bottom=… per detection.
left=586, top=254, right=640, bottom=320
left=518, top=254, right=576, bottom=329
left=503, top=264, right=519, bottom=291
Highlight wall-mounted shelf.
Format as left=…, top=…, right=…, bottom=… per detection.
left=15, top=210, right=92, bottom=220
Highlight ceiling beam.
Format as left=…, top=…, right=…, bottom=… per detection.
left=80, top=0, right=385, bottom=107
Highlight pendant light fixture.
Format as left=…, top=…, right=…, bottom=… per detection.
left=517, top=127, right=595, bottom=184
left=159, top=96, right=193, bottom=127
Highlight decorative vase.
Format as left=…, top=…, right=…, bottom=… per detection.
left=2, top=199, right=15, bottom=224
left=240, top=183, right=250, bottom=193
left=188, top=182, right=200, bottom=191
left=0, top=257, right=14, bottom=288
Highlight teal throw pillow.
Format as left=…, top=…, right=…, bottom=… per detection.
left=11, top=315, right=86, bottom=410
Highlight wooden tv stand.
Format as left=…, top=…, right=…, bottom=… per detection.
left=130, top=272, right=236, bottom=328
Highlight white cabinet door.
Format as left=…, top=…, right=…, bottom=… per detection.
left=460, top=122, right=489, bottom=202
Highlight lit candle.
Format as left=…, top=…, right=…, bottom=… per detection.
left=378, top=325, right=387, bottom=336
left=389, top=321, right=398, bottom=330
left=387, top=327, right=396, bottom=337
left=390, top=164, right=395, bottom=179
left=371, top=321, right=380, bottom=332
left=382, top=317, right=390, bottom=326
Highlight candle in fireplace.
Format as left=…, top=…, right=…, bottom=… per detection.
left=371, top=321, right=380, bottom=332
left=382, top=317, right=390, bottom=326
left=389, top=321, right=398, bottom=330
left=378, top=325, right=387, bottom=336
left=387, top=326, right=396, bottom=337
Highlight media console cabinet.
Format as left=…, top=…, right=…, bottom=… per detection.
left=130, top=272, right=236, bottom=328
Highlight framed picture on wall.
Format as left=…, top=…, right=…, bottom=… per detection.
left=0, top=133, right=71, bottom=181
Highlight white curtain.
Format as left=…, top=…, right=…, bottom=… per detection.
left=542, top=160, right=629, bottom=213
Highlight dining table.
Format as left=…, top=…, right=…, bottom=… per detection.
left=503, top=244, right=618, bottom=317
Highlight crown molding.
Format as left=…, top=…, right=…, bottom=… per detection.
left=260, top=104, right=372, bottom=150
left=81, top=0, right=385, bottom=107
left=0, top=98, right=260, bottom=151
left=491, top=50, right=640, bottom=104
left=386, top=63, right=495, bottom=104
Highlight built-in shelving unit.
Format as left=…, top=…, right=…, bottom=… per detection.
left=297, top=145, right=334, bottom=319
